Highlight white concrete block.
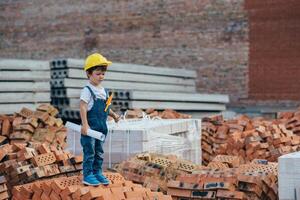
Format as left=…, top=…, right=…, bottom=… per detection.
left=279, top=151, right=300, bottom=200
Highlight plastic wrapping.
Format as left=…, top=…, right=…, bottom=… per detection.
left=66, top=118, right=201, bottom=169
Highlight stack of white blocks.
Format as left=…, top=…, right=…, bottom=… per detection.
left=279, top=151, right=300, bottom=200
left=66, top=118, right=201, bottom=169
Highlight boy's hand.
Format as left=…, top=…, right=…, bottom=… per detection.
left=113, top=113, right=121, bottom=123
left=81, top=124, right=90, bottom=135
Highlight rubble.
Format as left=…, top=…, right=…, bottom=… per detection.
left=115, top=153, right=278, bottom=200
left=3, top=104, right=300, bottom=199
left=0, top=141, right=82, bottom=198
left=123, top=108, right=192, bottom=120
left=201, top=111, right=300, bottom=165
left=0, top=104, right=66, bottom=149
left=12, top=172, right=172, bottom=200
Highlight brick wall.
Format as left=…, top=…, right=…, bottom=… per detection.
left=245, top=0, right=300, bottom=106
left=0, top=0, right=248, bottom=106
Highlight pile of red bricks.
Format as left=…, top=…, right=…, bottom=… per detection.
left=0, top=176, right=8, bottom=200
left=0, top=141, right=82, bottom=199
left=0, top=104, right=67, bottom=148
left=116, top=153, right=278, bottom=200
left=115, top=153, right=198, bottom=194
left=202, top=110, right=300, bottom=165
left=124, top=108, right=192, bottom=119
left=168, top=160, right=277, bottom=200
left=12, top=172, right=172, bottom=200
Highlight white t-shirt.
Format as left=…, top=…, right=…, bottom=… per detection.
left=80, top=82, right=107, bottom=111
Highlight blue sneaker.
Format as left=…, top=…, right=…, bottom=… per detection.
left=94, top=173, right=110, bottom=185
left=83, top=174, right=100, bottom=186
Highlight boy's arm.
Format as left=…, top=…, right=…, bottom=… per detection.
left=109, top=109, right=120, bottom=122
left=80, top=100, right=89, bottom=135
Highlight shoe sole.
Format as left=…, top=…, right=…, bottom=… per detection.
left=82, top=181, right=100, bottom=186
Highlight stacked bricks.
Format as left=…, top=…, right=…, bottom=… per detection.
left=0, top=104, right=67, bottom=148
left=124, top=108, right=192, bottom=120
left=168, top=159, right=278, bottom=200
left=12, top=173, right=172, bottom=200
left=0, top=176, right=8, bottom=200
left=201, top=110, right=300, bottom=165
left=0, top=142, right=83, bottom=199
left=115, top=153, right=199, bottom=193
left=116, top=153, right=278, bottom=200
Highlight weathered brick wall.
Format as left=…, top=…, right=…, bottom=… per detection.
left=245, top=0, right=300, bottom=104
left=0, top=0, right=248, bottom=106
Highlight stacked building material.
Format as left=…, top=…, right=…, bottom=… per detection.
left=0, top=104, right=67, bottom=148
left=124, top=108, right=192, bottom=119
left=201, top=110, right=300, bottom=165
left=115, top=153, right=278, bottom=200
left=0, top=59, right=51, bottom=114
left=278, top=151, right=300, bottom=200
left=12, top=173, right=172, bottom=200
left=114, top=153, right=200, bottom=193
left=50, top=58, right=229, bottom=120
left=0, top=141, right=83, bottom=199
left=0, top=176, right=8, bottom=200
left=67, top=118, right=201, bottom=168
left=168, top=162, right=278, bottom=200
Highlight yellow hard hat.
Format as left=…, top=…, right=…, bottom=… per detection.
left=84, top=53, right=112, bottom=71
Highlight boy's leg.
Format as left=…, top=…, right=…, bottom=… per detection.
left=93, top=139, right=109, bottom=184
left=81, top=135, right=100, bottom=185
left=93, top=139, right=104, bottom=174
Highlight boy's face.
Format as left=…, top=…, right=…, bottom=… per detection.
left=88, top=69, right=105, bottom=85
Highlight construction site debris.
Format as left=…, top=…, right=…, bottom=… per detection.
left=201, top=112, right=300, bottom=165
left=0, top=141, right=82, bottom=199
left=115, top=153, right=278, bottom=200
left=12, top=172, right=172, bottom=200
left=0, top=104, right=67, bottom=149
left=123, top=108, right=192, bottom=119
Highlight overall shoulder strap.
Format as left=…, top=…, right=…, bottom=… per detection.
left=85, top=86, right=96, bottom=100
left=104, top=88, right=110, bottom=100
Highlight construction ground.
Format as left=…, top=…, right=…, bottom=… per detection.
left=0, top=0, right=300, bottom=200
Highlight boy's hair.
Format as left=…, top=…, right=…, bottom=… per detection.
left=86, top=65, right=107, bottom=77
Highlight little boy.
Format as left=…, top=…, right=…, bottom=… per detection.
left=80, top=53, right=120, bottom=186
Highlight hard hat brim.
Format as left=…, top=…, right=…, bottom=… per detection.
left=84, top=61, right=112, bottom=71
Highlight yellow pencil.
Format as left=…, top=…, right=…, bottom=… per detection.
left=104, top=92, right=113, bottom=112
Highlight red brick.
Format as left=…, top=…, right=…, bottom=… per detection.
left=41, top=181, right=52, bottom=196
left=31, top=152, right=56, bottom=167
left=167, top=188, right=191, bottom=197
left=0, top=191, right=9, bottom=200
left=71, top=187, right=89, bottom=200
left=49, top=190, right=61, bottom=200
left=1, top=119, right=11, bottom=136
left=60, top=185, right=80, bottom=199
left=37, top=143, right=51, bottom=154
left=41, top=191, right=51, bottom=200
left=32, top=193, right=41, bottom=200
left=124, top=191, right=144, bottom=199
left=110, top=187, right=126, bottom=199
left=216, top=190, right=246, bottom=199
left=81, top=187, right=103, bottom=200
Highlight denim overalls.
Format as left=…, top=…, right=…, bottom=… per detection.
left=81, top=86, right=110, bottom=177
